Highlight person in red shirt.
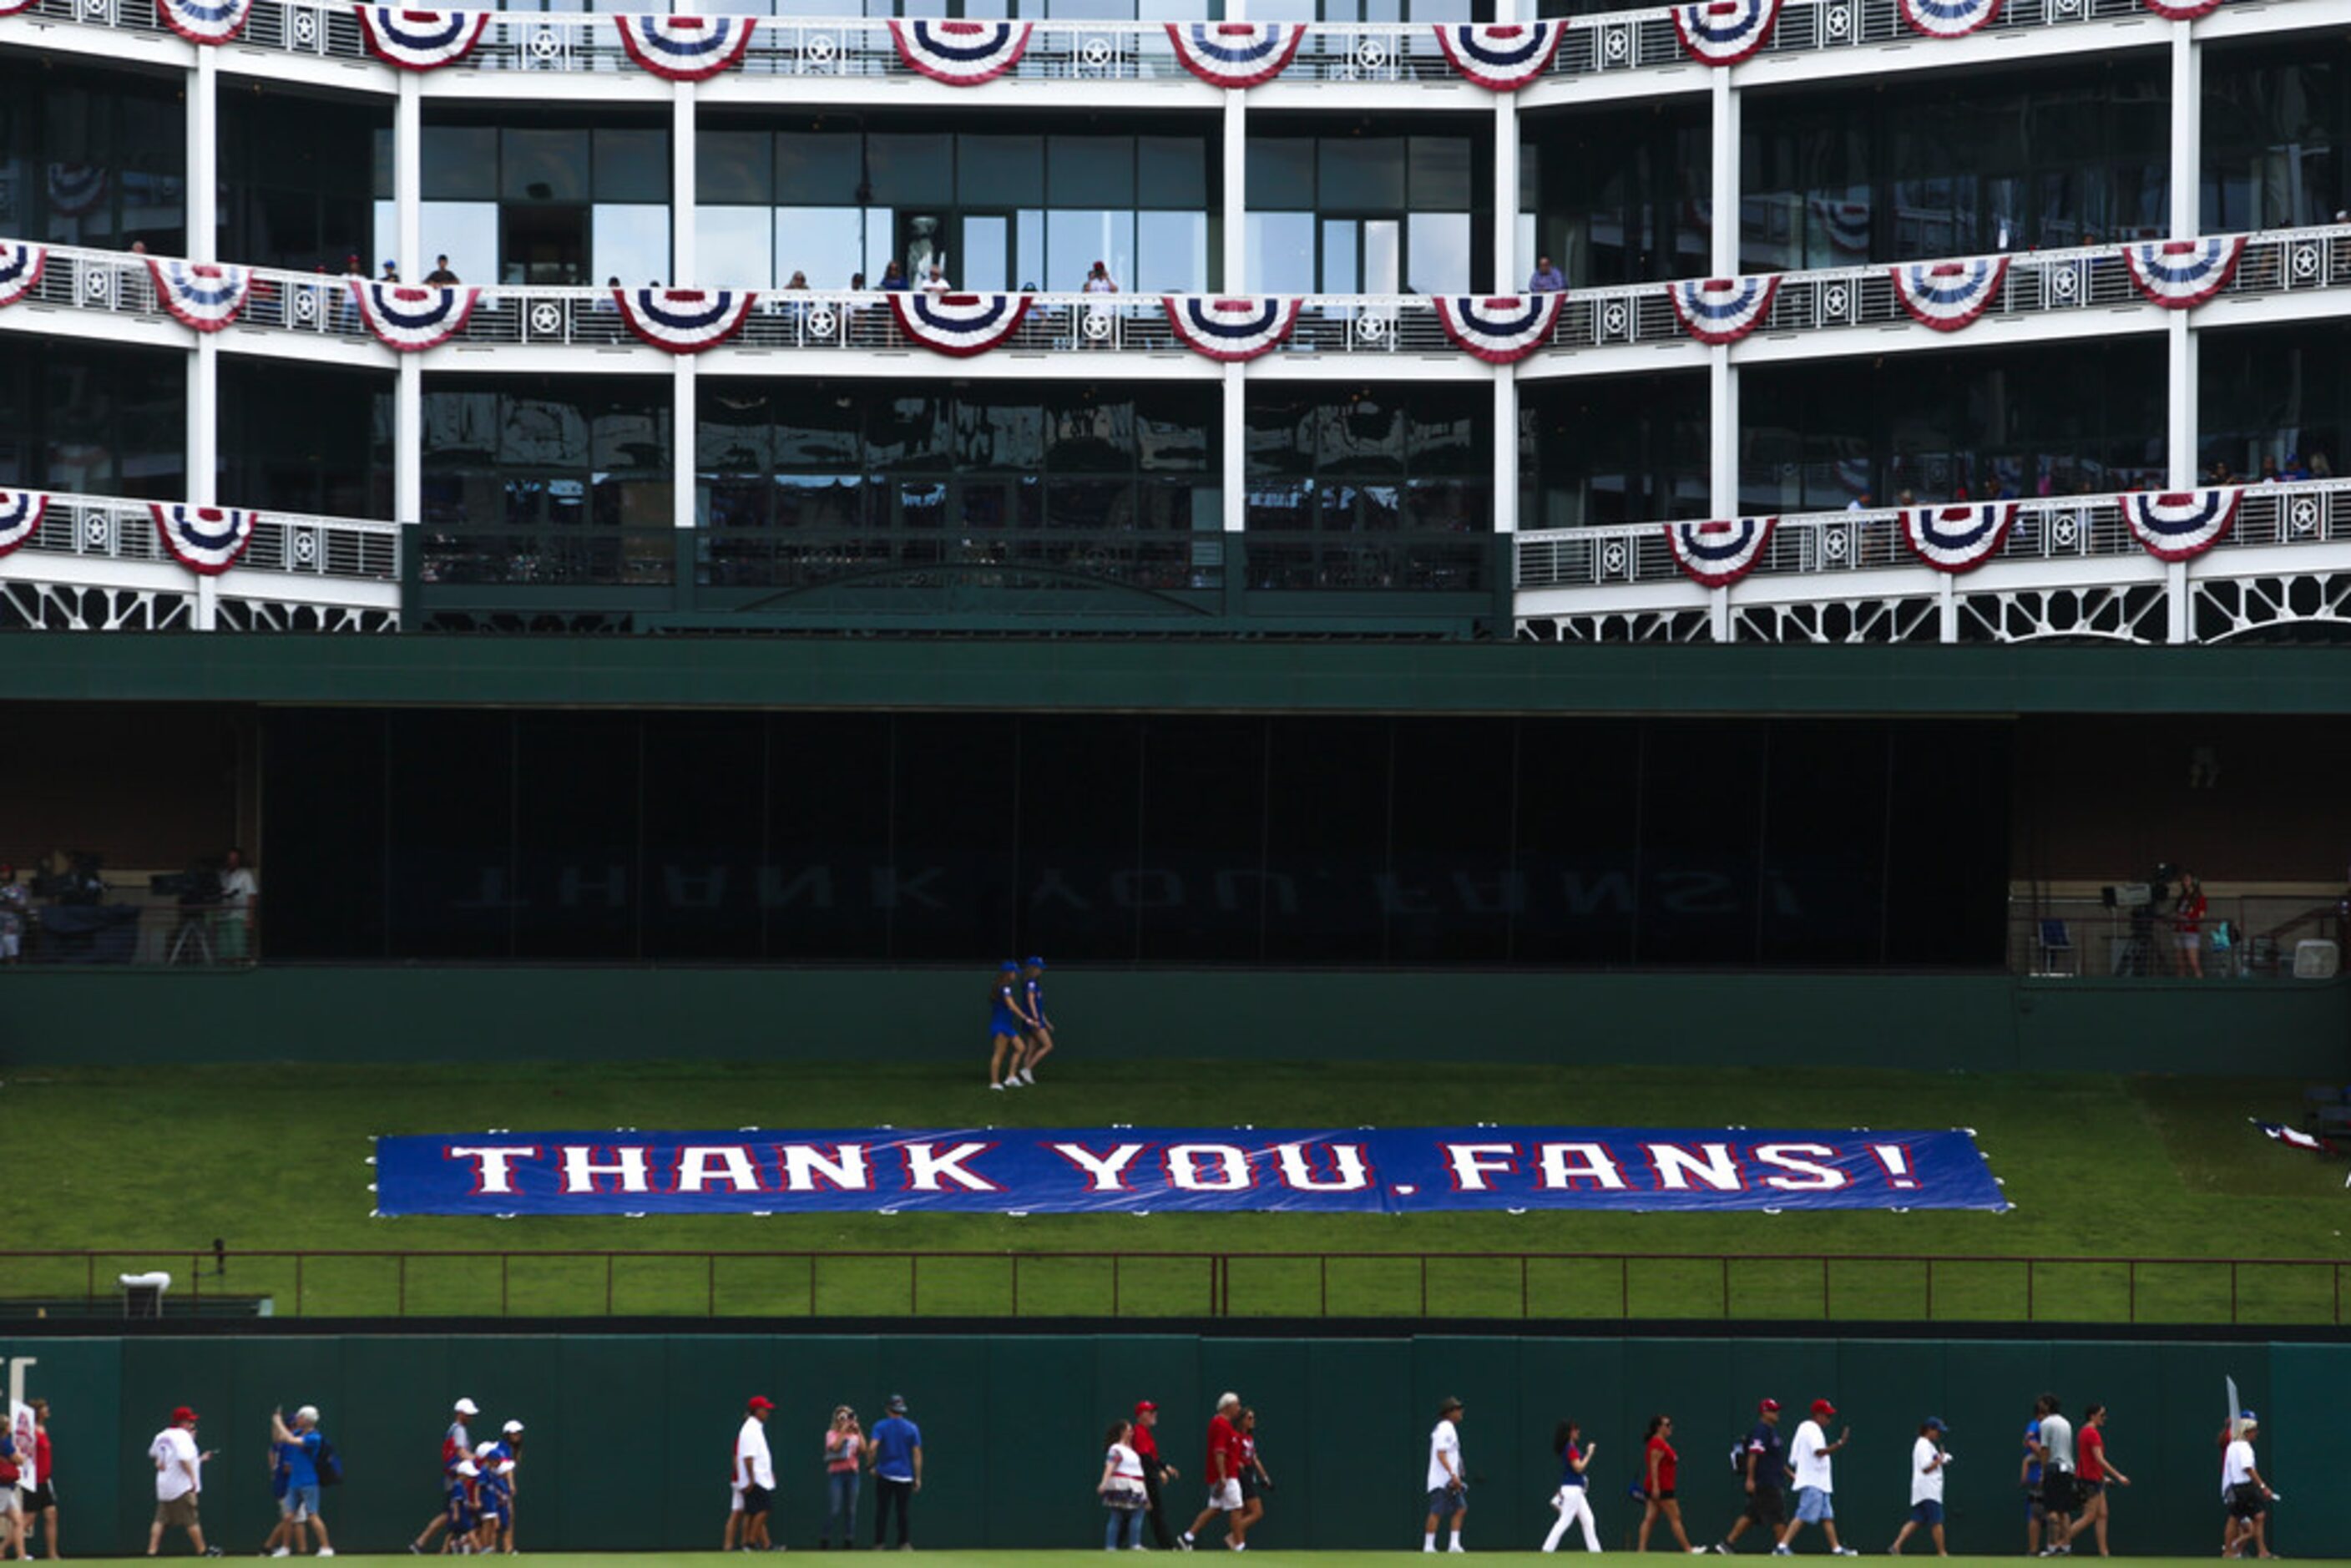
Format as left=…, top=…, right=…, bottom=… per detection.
left=1181, top=1393, right=1246, bottom=1550
left=2173, top=872, right=2208, bottom=979
left=1131, top=1401, right=1181, bottom=1550
left=27, top=1400, right=57, bottom=1560
left=2055, top=1404, right=2132, bottom=1555
left=1636, top=1413, right=1701, bottom=1553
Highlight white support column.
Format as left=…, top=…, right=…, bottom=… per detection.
left=675, top=358, right=697, bottom=531
left=396, top=73, right=422, bottom=279
left=187, top=51, right=220, bottom=628
left=1221, top=93, right=1246, bottom=291
left=188, top=52, right=217, bottom=261
left=1709, top=69, right=1738, bottom=278
left=1706, top=63, right=1741, bottom=648
left=672, top=81, right=697, bottom=282
left=1221, top=362, right=1244, bottom=533
left=1709, top=346, right=1737, bottom=516
left=2167, top=313, right=2196, bottom=488
left=2169, top=26, right=2199, bottom=242
left=396, top=358, right=422, bottom=529
left=1491, top=370, right=1518, bottom=534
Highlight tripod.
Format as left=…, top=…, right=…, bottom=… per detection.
left=167, top=910, right=215, bottom=965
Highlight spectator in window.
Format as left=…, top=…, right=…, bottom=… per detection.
left=821, top=1405, right=863, bottom=1550
left=1098, top=1419, right=1148, bottom=1551
left=146, top=1406, right=214, bottom=1558
left=879, top=262, right=909, bottom=292
left=270, top=1406, right=332, bottom=1558
left=2312, top=452, right=2334, bottom=479
left=784, top=271, right=810, bottom=291
left=1529, top=255, right=1566, bottom=293
left=1084, top=260, right=1119, bottom=294
left=2173, top=872, right=2207, bottom=979
left=215, top=849, right=256, bottom=964
left=919, top=263, right=951, bottom=295
left=1131, top=1401, right=1180, bottom=1550
left=2259, top=456, right=2282, bottom=484
left=2282, top=453, right=2310, bottom=482
left=867, top=1394, right=922, bottom=1550
left=735, top=1398, right=775, bottom=1554
left=378, top=260, right=400, bottom=284
left=0, top=864, right=27, bottom=964
left=423, top=256, right=458, bottom=286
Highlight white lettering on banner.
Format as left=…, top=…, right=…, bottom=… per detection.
left=449, top=1145, right=543, bottom=1196
left=559, top=1145, right=653, bottom=1194
left=779, top=1144, right=871, bottom=1191
left=1166, top=1144, right=1251, bottom=1191
left=1051, top=1142, right=1149, bottom=1191
left=1446, top=1142, right=1519, bottom=1191
left=1537, top=1141, right=1630, bottom=1190
left=904, top=1141, right=999, bottom=1192
left=1647, top=1142, right=1743, bottom=1191
left=1274, top=1141, right=1372, bottom=1191
left=1753, top=1142, right=1848, bottom=1191
left=675, top=1146, right=761, bottom=1193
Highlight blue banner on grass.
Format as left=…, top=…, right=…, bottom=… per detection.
left=372, top=1126, right=2006, bottom=1216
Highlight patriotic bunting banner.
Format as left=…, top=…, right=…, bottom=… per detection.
left=351, top=281, right=480, bottom=352
left=2252, top=1119, right=2335, bottom=1156
left=0, top=243, right=45, bottom=310
left=146, top=259, right=251, bottom=332
left=1899, top=0, right=2004, bottom=37
left=1433, top=293, right=1563, bottom=364
left=1165, top=21, right=1307, bottom=87
left=0, top=0, right=36, bottom=16
left=1672, top=0, right=1780, bottom=64
left=2124, top=488, right=2238, bottom=561
left=45, top=164, right=106, bottom=220
left=2122, top=235, right=2245, bottom=308
left=2141, top=0, right=2222, bottom=15
left=1432, top=21, right=1565, bottom=89
left=1890, top=255, right=2010, bottom=331
left=890, top=291, right=1030, bottom=357
left=159, top=0, right=255, bottom=43
left=151, top=503, right=258, bottom=576
left=356, top=6, right=493, bottom=69
left=375, top=1125, right=2010, bottom=1216
left=1163, top=295, right=1301, bottom=362
left=614, top=287, right=755, bottom=354
left=888, top=19, right=1033, bottom=84
left=1809, top=197, right=1871, bottom=255
left=1666, top=516, right=1777, bottom=588
left=0, top=489, right=44, bottom=559
left=1902, top=503, right=2016, bottom=573
left=615, top=14, right=759, bottom=80
left=1667, top=275, right=1779, bottom=344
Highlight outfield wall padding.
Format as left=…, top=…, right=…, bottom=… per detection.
left=0, top=1331, right=2323, bottom=1555
left=2, top=967, right=2343, bottom=1075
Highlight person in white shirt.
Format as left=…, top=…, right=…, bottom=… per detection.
left=1097, top=1419, right=1149, bottom=1551
left=736, top=1397, right=776, bottom=1552
left=2220, top=1414, right=2273, bottom=1560
left=1888, top=1419, right=1950, bottom=1556
left=2033, top=1395, right=2077, bottom=1544
left=918, top=264, right=951, bottom=295
left=146, top=1405, right=215, bottom=1557
left=1423, top=1396, right=1467, bottom=1554
left=1776, top=1398, right=1856, bottom=1555
left=215, top=848, right=258, bottom=963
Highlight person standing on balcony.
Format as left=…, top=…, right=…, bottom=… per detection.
left=215, top=848, right=256, bottom=964
left=1528, top=256, right=1566, bottom=293
left=736, top=1397, right=776, bottom=1553
left=423, top=256, right=458, bottom=286
left=919, top=263, right=952, bottom=296
left=1084, top=261, right=1119, bottom=294
left=2173, top=872, right=2208, bottom=979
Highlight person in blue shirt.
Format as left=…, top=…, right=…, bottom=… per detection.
left=2021, top=1408, right=2045, bottom=1555
left=1015, top=956, right=1055, bottom=1086
left=1540, top=1419, right=1600, bottom=1551
left=987, top=962, right=1035, bottom=1092
left=1716, top=1398, right=1787, bottom=1553
left=470, top=1440, right=514, bottom=1553
left=269, top=1405, right=332, bottom=1557
left=867, top=1394, right=923, bottom=1550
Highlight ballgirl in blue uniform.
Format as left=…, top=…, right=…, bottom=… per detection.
left=1016, top=956, right=1054, bottom=1085
left=1541, top=1420, right=1601, bottom=1552
left=988, top=961, right=1034, bottom=1090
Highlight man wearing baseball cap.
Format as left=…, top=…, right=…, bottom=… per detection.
left=1776, top=1399, right=1855, bottom=1555
left=145, top=1406, right=215, bottom=1557
left=1130, top=1401, right=1181, bottom=1550
left=2221, top=1412, right=2272, bottom=1560
left=736, top=1398, right=776, bottom=1552
left=869, top=1394, right=923, bottom=1550
left=1423, top=1395, right=1467, bottom=1554
left=408, top=1399, right=480, bottom=1555
left=1888, top=1419, right=1950, bottom=1557
left=1716, top=1398, right=1787, bottom=1554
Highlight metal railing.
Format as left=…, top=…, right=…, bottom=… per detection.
left=3, top=486, right=399, bottom=582
left=1516, top=477, right=2351, bottom=590
left=2009, top=892, right=2346, bottom=979
left=3, top=1247, right=2344, bottom=1323
left=0, top=0, right=2211, bottom=85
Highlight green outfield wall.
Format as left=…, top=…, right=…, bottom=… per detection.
left=2, top=968, right=2343, bottom=1075
left=3, top=1331, right=2338, bottom=1556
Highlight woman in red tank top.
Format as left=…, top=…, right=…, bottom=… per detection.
left=1638, top=1414, right=1701, bottom=1553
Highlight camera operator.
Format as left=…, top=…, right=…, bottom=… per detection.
left=215, top=848, right=257, bottom=964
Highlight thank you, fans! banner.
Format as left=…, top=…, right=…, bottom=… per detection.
left=374, top=1125, right=2007, bottom=1215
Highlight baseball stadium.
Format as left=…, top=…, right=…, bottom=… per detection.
left=3, top=0, right=2350, bottom=1555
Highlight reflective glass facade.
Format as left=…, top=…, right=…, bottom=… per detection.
left=1245, top=123, right=1485, bottom=294
left=0, top=58, right=185, bottom=255
left=0, top=337, right=185, bottom=498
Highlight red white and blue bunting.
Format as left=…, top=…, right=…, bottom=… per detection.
left=1667, top=275, right=1779, bottom=344
left=146, top=259, right=251, bottom=332
left=351, top=282, right=479, bottom=352
left=2122, top=235, right=2244, bottom=309
left=0, top=243, right=45, bottom=310
left=0, top=0, right=37, bottom=17
left=1666, top=516, right=1777, bottom=588
left=356, top=6, right=493, bottom=70
left=2139, top=0, right=2222, bottom=16
left=1165, top=21, right=1307, bottom=88
left=615, top=14, right=758, bottom=80
left=1808, top=196, right=1871, bottom=255
left=614, top=286, right=755, bottom=354
left=151, top=503, right=258, bottom=576
left=1902, top=503, right=2015, bottom=573
left=0, top=489, right=44, bottom=559
left=2124, top=488, right=2238, bottom=561
left=1889, top=255, right=2009, bottom=332
left=45, top=164, right=106, bottom=219
left=1163, top=295, right=1301, bottom=362
left=1898, top=0, right=2003, bottom=38
left=158, top=0, right=255, bottom=44
left=1432, top=21, right=1564, bottom=90
left=1433, top=293, right=1563, bottom=364
left=1671, top=0, right=1780, bottom=64
left=888, top=19, right=1033, bottom=84
left=891, top=291, right=1030, bottom=357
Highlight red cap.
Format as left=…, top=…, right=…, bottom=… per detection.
left=1134, top=1400, right=1158, bottom=1414
left=1759, top=1399, right=1781, bottom=1413
left=746, top=1397, right=775, bottom=1412
left=172, top=1406, right=200, bottom=1424
left=1811, top=1399, right=1836, bottom=1419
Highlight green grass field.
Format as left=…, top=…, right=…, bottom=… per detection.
left=2, top=1060, right=2343, bottom=1322
left=51, top=1557, right=2343, bottom=1566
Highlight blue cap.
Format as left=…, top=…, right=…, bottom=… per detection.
left=1024, top=956, right=1046, bottom=969
left=999, top=960, right=1020, bottom=972
left=1924, top=1418, right=1947, bottom=1434
left=2240, top=1410, right=2258, bottom=1423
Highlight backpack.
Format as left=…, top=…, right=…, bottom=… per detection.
left=314, top=1435, right=342, bottom=1487
left=1730, top=1439, right=1747, bottom=1476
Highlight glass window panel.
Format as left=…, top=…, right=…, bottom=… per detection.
left=1408, top=134, right=1472, bottom=210
left=1364, top=216, right=1401, bottom=293
left=1321, top=218, right=1359, bottom=292
left=695, top=206, right=771, bottom=287
left=955, top=393, right=1045, bottom=473
left=777, top=206, right=865, bottom=291
left=373, top=127, right=394, bottom=200
left=773, top=391, right=863, bottom=469
left=1015, top=209, right=1045, bottom=289
left=1244, top=212, right=1313, bottom=293
left=775, top=132, right=862, bottom=205
left=1046, top=209, right=1133, bottom=293
left=422, top=126, right=497, bottom=201
left=963, top=214, right=1009, bottom=291
left=697, top=130, right=771, bottom=205
left=868, top=396, right=949, bottom=471
left=419, top=200, right=498, bottom=286
left=1246, top=138, right=1313, bottom=207
left=593, top=205, right=670, bottom=288
left=501, top=129, right=589, bottom=203
left=1405, top=211, right=1468, bottom=293
left=1317, top=136, right=1406, bottom=210
left=499, top=391, right=589, bottom=468
left=867, top=133, right=953, bottom=206
left=1048, top=135, right=1136, bottom=206
left=864, top=208, right=897, bottom=286
left=1135, top=386, right=1213, bottom=472
left=957, top=134, right=1045, bottom=207
left=1137, top=135, right=1207, bottom=210
left=1135, top=210, right=1206, bottom=292
left=594, top=129, right=668, bottom=202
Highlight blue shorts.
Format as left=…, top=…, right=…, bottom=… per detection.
left=445, top=1487, right=472, bottom=1526
left=281, top=1484, right=321, bottom=1520
left=1426, top=1485, right=1466, bottom=1516
left=1793, top=1487, right=1833, bottom=1524
left=1910, top=1500, right=1943, bottom=1526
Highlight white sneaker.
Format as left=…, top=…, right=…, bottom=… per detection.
left=272, top=1550, right=291, bottom=1558
left=1772, top=1548, right=1792, bottom=1557
left=1833, top=1549, right=1859, bottom=1556
left=318, top=1551, right=336, bottom=1558
left=1019, top=1068, right=1035, bottom=1085
left=1004, top=1077, right=1025, bottom=1090
left=989, top=1081, right=1004, bottom=1090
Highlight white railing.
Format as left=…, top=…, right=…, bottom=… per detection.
left=19, top=225, right=2350, bottom=362
left=3, top=0, right=2246, bottom=86
left=1516, top=479, right=2351, bottom=590
left=7, top=488, right=400, bottom=581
